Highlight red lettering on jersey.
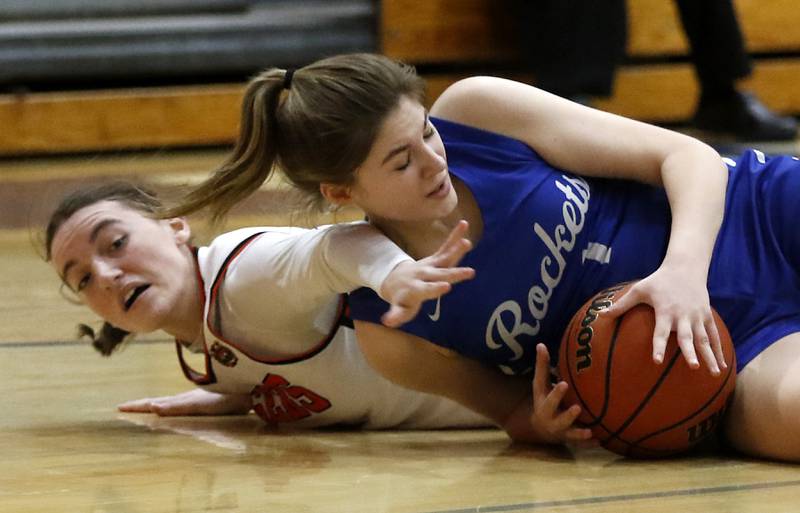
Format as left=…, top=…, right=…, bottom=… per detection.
left=251, top=373, right=332, bottom=425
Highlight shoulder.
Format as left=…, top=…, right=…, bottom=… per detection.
left=431, top=76, right=551, bottom=128
left=199, top=226, right=309, bottom=280
left=430, top=76, right=572, bottom=152
left=198, top=227, right=267, bottom=278
left=430, top=76, right=503, bottom=123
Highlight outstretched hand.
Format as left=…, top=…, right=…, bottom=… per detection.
left=380, top=220, right=476, bottom=327
left=603, top=272, right=727, bottom=375
left=503, top=344, right=594, bottom=446
left=118, top=388, right=252, bottom=416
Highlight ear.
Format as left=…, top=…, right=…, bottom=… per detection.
left=319, top=182, right=353, bottom=206
left=166, top=217, right=192, bottom=244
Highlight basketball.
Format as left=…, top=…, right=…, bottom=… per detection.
left=558, top=282, right=737, bottom=458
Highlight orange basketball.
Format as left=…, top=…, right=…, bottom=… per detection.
left=557, top=282, right=736, bottom=458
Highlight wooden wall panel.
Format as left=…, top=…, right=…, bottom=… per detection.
left=0, top=85, right=244, bottom=155
left=380, top=0, right=516, bottom=63
left=629, top=0, right=800, bottom=56
left=3, top=58, right=800, bottom=156
left=422, top=58, right=800, bottom=123
left=382, top=0, right=800, bottom=62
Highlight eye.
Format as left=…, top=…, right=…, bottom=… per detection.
left=393, top=121, right=435, bottom=171
left=395, top=153, right=411, bottom=171
left=76, top=273, right=91, bottom=292
left=110, top=235, right=127, bottom=251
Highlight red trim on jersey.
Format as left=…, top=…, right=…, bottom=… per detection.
left=204, top=233, right=345, bottom=365
left=176, top=245, right=217, bottom=386
left=176, top=232, right=350, bottom=387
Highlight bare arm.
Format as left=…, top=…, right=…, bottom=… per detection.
left=354, top=320, right=592, bottom=445
left=432, top=78, right=728, bottom=373
left=118, top=388, right=251, bottom=416
left=230, top=223, right=474, bottom=334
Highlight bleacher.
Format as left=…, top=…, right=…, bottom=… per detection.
left=0, top=0, right=375, bottom=155
left=2, top=0, right=798, bottom=156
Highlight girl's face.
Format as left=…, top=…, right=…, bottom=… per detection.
left=49, top=201, right=193, bottom=334
left=324, top=96, right=457, bottom=225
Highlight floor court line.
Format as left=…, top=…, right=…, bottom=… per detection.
left=424, top=479, right=800, bottom=513
left=0, top=338, right=171, bottom=349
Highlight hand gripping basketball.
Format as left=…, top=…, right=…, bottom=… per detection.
left=557, top=282, right=736, bottom=458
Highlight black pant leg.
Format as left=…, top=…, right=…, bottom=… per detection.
left=512, top=0, right=627, bottom=97
left=673, top=0, right=752, bottom=93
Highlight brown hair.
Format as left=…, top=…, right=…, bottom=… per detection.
left=45, top=182, right=161, bottom=356
left=162, top=53, right=426, bottom=222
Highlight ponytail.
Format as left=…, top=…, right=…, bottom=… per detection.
left=162, top=70, right=286, bottom=223
left=78, top=322, right=132, bottom=356
left=166, top=54, right=426, bottom=223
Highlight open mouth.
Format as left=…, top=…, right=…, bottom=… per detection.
left=124, top=284, right=150, bottom=311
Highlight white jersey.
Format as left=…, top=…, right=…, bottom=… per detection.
left=177, top=224, right=491, bottom=430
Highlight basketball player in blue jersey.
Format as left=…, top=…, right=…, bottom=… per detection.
left=167, top=53, right=800, bottom=462
left=45, top=182, right=493, bottom=431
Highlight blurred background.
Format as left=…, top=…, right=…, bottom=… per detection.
left=2, top=0, right=799, bottom=158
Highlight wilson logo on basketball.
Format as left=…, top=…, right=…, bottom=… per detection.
left=687, top=406, right=726, bottom=444
left=251, top=373, right=332, bottom=425
left=575, top=285, right=624, bottom=372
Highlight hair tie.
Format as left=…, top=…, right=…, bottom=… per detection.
left=283, top=69, right=295, bottom=90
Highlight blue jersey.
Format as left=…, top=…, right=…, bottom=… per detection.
left=349, top=117, right=800, bottom=374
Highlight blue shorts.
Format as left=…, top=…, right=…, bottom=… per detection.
left=710, top=150, right=800, bottom=370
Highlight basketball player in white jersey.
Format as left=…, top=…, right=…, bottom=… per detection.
left=45, top=182, right=492, bottom=430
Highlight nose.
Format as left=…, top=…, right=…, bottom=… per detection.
left=420, top=144, right=447, bottom=178
left=93, top=259, right=122, bottom=289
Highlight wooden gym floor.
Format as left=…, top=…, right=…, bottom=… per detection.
left=2, top=141, right=800, bottom=513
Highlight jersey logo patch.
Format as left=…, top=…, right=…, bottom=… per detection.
left=251, top=373, right=332, bottom=425
left=428, top=297, right=441, bottom=321
left=582, top=242, right=612, bottom=264
left=210, top=341, right=238, bottom=367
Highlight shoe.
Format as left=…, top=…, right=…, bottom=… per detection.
left=692, top=91, right=798, bottom=141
